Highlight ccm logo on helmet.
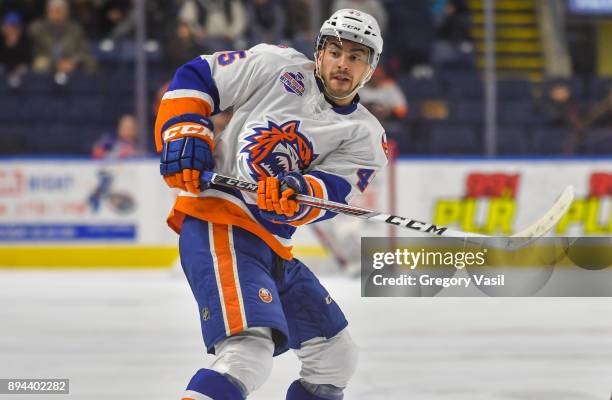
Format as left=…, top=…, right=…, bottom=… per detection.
left=342, top=23, right=361, bottom=31
left=163, top=124, right=213, bottom=141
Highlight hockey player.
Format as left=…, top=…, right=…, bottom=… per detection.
left=155, top=9, right=387, bottom=400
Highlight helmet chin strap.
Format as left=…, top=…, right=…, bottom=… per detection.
left=315, top=53, right=374, bottom=103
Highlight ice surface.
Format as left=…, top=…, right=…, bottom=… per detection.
left=0, top=269, right=610, bottom=400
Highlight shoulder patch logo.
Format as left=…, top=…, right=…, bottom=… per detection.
left=259, top=288, right=273, bottom=303
left=280, top=71, right=305, bottom=96
left=240, top=120, right=318, bottom=181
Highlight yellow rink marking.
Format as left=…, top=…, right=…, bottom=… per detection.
left=0, top=245, right=330, bottom=268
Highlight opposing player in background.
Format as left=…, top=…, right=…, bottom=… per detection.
left=155, top=9, right=387, bottom=400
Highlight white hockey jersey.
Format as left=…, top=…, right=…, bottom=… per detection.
left=155, top=44, right=388, bottom=259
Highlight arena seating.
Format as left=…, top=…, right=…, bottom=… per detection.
left=1, top=38, right=608, bottom=157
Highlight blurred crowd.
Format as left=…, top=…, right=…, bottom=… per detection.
left=0, top=0, right=472, bottom=79
left=3, top=0, right=609, bottom=157
left=0, top=0, right=474, bottom=157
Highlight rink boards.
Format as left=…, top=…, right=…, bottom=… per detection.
left=0, top=157, right=610, bottom=267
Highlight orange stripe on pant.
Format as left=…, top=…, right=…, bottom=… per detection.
left=211, top=223, right=245, bottom=336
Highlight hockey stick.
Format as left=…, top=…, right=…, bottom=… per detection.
left=200, top=172, right=575, bottom=251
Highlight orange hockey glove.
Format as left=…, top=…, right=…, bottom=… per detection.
left=257, top=172, right=310, bottom=222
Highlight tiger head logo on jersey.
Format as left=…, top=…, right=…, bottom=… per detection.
left=240, top=120, right=318, bottom=181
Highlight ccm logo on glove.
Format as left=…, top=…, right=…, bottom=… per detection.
left=162, top=123, right=213, bottom=142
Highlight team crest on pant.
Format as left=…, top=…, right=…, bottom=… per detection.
left=259, top=288, right=273, bottom=303
left=240, top=120, right=318, bottom=181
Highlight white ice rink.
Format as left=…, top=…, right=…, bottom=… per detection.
left=0, top=269, right=610, bottom=400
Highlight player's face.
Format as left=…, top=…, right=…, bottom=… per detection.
left=318, top=38, right=372, bottom=105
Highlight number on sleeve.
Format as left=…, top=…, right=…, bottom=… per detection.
left=356, top=168, right=375, bottom=192
left=217, top=51, right=247, bottom=66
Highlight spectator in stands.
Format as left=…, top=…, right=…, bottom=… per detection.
left=101, top=0, right=174, bottom=42
left=71, top=0, right=102, bottom=40
left=0, top=12, right=32, bottom=87
left=246, top=0, right=286, bottom=46
left=149, top=1, right=182, bottom=40
left=28, top=0, right=96, bottom=74
left=0, top=0, right=45, bottom=26
left=284, top=0, right=315, bottom=57
left=431, top=0, right=450, bottom=25
left=436, top=0, right=472, bottom=46
left=384, top=0, right=434, bottom=76
left=539, top=82, right=583, bottom=131
left=538, top=81, right=583, bottom=153
left=432, top=0, right=473, bottom=68
left=163, top=21, right=208, bottom=72
left=360, top=66, right=408, bottom=121
left=177, top=0, right=247, bottom=51
left=92, top=114, right=141, bottom=159
left=99, top=0, right=133, bottom=39
left=332, top=0, right=387, bottom=33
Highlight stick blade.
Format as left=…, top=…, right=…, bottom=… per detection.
left=506, top=185, right=575, bottom=250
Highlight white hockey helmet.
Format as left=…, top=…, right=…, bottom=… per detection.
left=316, top=9, right=383, bottom=70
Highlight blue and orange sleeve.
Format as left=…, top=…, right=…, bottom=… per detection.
left=154, top=57, right=221, bottom=152
left=288, top=171, right=352, bottom=226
